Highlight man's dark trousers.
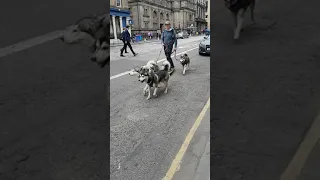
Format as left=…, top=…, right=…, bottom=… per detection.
left=121, top=41, right=135, bottom=55
left=121, top=40, right=128, bottom=53
left=164, top=45, right=174, bottom=68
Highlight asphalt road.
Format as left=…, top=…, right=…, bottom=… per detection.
left=211, top=0, right=320, bottom=179
left=110, top=36, right=210, bottom=180
left=0, top=39, right=108, bottom=179
left=0, top=0, right=108, bottom=47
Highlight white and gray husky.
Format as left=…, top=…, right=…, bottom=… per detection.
left=132, top=60, right=171, bottom=100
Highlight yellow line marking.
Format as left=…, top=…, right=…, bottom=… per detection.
left=280, top=114, right=320, bottom=180
left=163, top=97, right=210, bottom=180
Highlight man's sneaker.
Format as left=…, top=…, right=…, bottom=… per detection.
left=120, top=54, right=125, bottom=57
left=134, top=53, right=138, bottom=56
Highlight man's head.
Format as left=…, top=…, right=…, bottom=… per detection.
left=165, top=21, right=171, bottom=30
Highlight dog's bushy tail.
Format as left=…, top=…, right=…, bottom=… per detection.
left=162, top=61, right=171, bottom=71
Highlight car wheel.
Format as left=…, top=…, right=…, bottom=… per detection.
left=199, top=51, right=202, bottom=55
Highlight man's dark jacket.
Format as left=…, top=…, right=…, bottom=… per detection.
left=122, top=30, right=131, bottom=41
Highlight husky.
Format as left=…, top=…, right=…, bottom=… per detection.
left=225, top=0, right=256, bottom=40
left=136, top=61, right=171, bottom=100
left=60, top=14, right=109, bottom=67
left=129, top=60, right=160, bottom=76
left=89, top=37, right=109, bottom=68
left=60, top=15, right=108, bottom=49
left=179, top=53, right=190, bottom=75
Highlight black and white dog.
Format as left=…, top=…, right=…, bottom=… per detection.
left=179, top=54, right=190, bottom=75
left=89, top=36, right=109, bottom=68
left=60, top=14, right=109, bottom=68
left=225, top=0, right=256, bottom=40
left=129, top=60, right=160, bottom=76
left=134, top=61, right=171, bottom=100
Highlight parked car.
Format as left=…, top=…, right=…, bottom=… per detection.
left=176, top=31, right=189, bottom=39
left=199, top=35, right=210, bottom=55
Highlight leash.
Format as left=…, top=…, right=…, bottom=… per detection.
left=160, top=44, right=180, bottom=62
left=172, top=49, right=180, bottom=61
left=156, top=47, right=163, bottom=63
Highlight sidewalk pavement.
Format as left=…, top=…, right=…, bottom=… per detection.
left=297, top=139, right=320, bottom=180
left=193, top=134, right=210, bottom=180
left=172, top=106, right=210, bottom=180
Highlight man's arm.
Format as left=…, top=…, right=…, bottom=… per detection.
left=161, top=31, right=164, bottom=45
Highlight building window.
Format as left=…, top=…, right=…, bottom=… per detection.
left=153, top=11, right=157, bottom=19
left=116, top=0, right=121, bottom=7
left=144, top=8, right=148, bottom=15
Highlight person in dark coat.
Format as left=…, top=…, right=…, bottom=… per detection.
left=120, top=26, right=137, bottom=57
left=120, top=28, right=128, bottom=53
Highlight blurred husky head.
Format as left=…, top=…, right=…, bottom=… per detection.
left=90, top=38, right=109, bottom=68
left=60, top=15, right=108, bottom=51
left=60, top=25, right=96, bottom=48
left=60, top=15, right=109, bottom=67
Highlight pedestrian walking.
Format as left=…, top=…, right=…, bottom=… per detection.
left=161, top=21, right=177, bottom=73
left=119, top=28, right=128, bottom=54
left=148, top=31, right=151, bottom=39
left=120, top=26, right=138, bottom=57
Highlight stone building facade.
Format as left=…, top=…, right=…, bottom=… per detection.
left=128, top=0, right=197, bottom=34
left=205, top=0, right=210, bottom=30
left=110, top=0, right=131, bottom=40
left=195, top=0, right=207, bottom=32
